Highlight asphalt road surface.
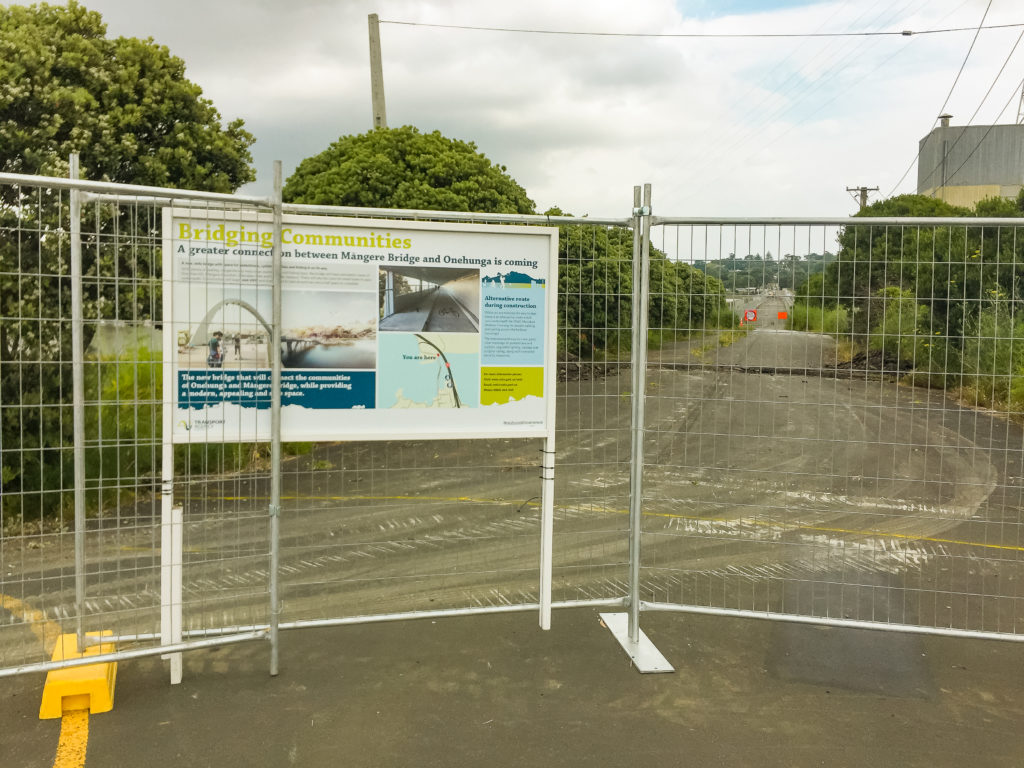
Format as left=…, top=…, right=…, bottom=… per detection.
left=3, top=296, right=1023, bottom=669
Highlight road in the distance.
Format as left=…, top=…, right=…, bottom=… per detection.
left=3, top=295, right=1022, bottom=666
left=640, top=293, right=1020, bottom=630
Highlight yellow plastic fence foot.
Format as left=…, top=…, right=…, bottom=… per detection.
left=39, top=632, right=117, bottom=719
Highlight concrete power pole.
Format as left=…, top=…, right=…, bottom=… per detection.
left=846, top=185, right=879, bottom=211
left=368, top=13, right=387, bottom=130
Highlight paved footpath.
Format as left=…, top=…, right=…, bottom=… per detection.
left=3, top=608, right=1024, bottom=767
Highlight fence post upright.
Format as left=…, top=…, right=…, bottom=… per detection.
left=159, top=180, right=183, bottom=684
left=269, top=161, right=283, bottom=676
left=627, top=185, right=652, bottom=644
left=69, top=153, right=86, bottom=650
left=597, top=184, right=670, bottom=672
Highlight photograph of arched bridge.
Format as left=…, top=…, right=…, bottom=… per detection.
left=177, top=292, right=274, bottom=370
left=176, top=287, right=378, bottom=370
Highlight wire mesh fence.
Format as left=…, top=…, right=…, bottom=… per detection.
left=0, top=171, right=636, bottom=678
left=264, top=205, right=633, bottom=624
left=551, top=219, right=637, bottom=604
left=5, top=171, right=1024, bottom=682
left=640, top=218, right=1024, bottom=638
left=0, top=180, right=172, bottom=669
left=0, top=180, right=282, bottom=675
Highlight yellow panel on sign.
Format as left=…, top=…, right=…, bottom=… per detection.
left=481, top=367, right=543, bottom=406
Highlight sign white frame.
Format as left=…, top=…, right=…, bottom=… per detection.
left=163, top=208, right=558, bottom=444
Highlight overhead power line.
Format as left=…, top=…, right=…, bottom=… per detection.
left=885, top=0, right=993, bottom=196
left=380, top=19, right=1024, bottom=39
left=917, top=26, right=1024, bottom=191
left=669, top=5, right=926, bottom=205
left=665, top=0, right=924, bottom=197
left=944, top=73, right=1024, bottom=187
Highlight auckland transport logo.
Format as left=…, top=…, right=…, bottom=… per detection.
left=178, top=418, right=225, bottom=431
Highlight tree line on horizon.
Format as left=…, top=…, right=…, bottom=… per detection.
left=694, top=251, right=836, bottom=292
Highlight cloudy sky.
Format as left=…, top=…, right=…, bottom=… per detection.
left=82, top=0, right=1023, bottom=217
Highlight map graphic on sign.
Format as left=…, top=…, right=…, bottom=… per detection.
left=377, top=333, right=480, bottom=409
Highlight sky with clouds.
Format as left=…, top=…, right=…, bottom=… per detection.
left=77, top=0, right=1024, bottom=217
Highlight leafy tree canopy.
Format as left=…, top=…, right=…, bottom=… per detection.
left=0, top=0, right=255, bottom=190
left=283, top=126, right=535, bottom=214
left=853, top=194, right=971, bottom=218
left=973, top=188, right=1024, bottom=218
left=801, top=192, right=1024, bottom=361
left=2, top=1, right=257, bottom=521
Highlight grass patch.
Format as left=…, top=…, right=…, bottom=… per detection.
left=833, top=338, right=855, bottom=365
left=718, top=329, right=748, bottom=347
left=787, top=302, right=849, bottom=334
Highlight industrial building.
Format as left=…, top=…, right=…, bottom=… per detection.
left=917, top=115, right=1024, bottom=207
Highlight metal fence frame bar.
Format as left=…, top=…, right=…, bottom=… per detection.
left=654, top=215, right=1024, bottom=226
left=0, top=170, right=629, bottom=227
left=269, top=162, right=284, bottom=676
left=627, top=185, right=653, bottom=644
left=81, top=598, right=629, bottom=645
left=643, top=603, right=1024, bottom=643
left=0, top=171, right=271, bottom=206
left=68, top=154, right=86, bottom=650
left=0, top=599, right=628, bottom=680
left=0, top=631, right=268, bottom=680
left=158, top=201, right=183, bottom=684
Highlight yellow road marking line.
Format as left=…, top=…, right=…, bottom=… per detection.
left=0, top=594, right=62, bottom=655
left=52, top=709, right=89, bottom=768
left=0, top=595, right=90, bottom=768
left=187, top=493, right=1024, bottom=556
left=212, top=494, right=512, bottom=504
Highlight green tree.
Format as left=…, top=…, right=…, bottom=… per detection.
left=962, top=299, right=1024, bottom=408
left=1, top=1, right=256, bottom=521
left=868, top=286, right=929, bottom=363
left=815, top=194, right=1023, bottom=338
left=284, top=126, right=535, bottom=213
left=556, top=218, right=733, bottom=359
left=0, top=1, right=255, bottom=187
left=791, top=192, right=1024, bottom=400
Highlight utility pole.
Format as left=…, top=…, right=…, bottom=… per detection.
left=368, top=13, right=387, bottom=130
left=846, top=185, right=878, bottom=211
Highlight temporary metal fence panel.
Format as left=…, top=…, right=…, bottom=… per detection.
left=639, top=216, right=1024, bottom=640
left=0, top=171, right=280, bottom=679
left=0, top=168, right=632, bottom=680
left=267, top=204, right=631, bottom=627
left=9, top=165, right=1023, bottom=685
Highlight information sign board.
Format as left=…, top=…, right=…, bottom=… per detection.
left=163, top=209, right=557, bottom=442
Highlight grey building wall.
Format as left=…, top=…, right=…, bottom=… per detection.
left=917, top=124, right=1024, bottom=193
